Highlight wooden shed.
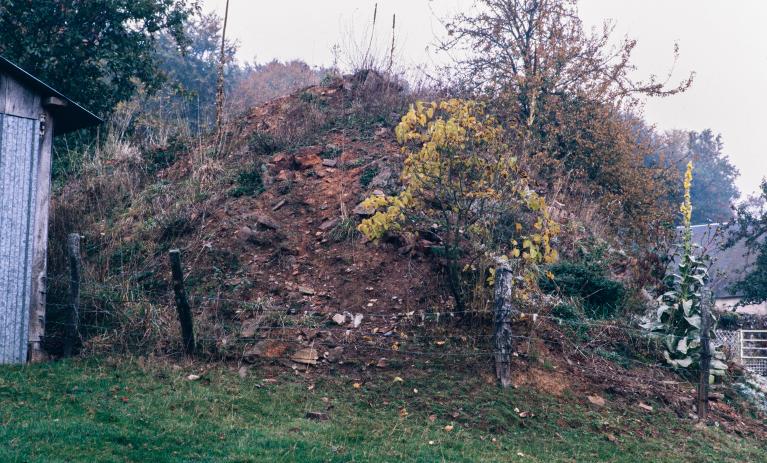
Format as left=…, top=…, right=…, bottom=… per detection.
left=0, top=56, right=101, bottom=364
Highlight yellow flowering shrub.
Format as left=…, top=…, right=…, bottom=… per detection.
left=358, top=99, right=559, bottom=311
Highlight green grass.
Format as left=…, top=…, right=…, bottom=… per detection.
left=0, top=358, right=765, bottom=462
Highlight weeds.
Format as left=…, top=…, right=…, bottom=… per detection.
left=248, top=131, right=284, bottom=155
left=230, top=164, right=265, bottom=197
left=320, top=144, right=342, bottom=159
left=360, top=165, right=379, bottom=188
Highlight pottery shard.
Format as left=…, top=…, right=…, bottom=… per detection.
left=292, top=347, right=319, bottom=365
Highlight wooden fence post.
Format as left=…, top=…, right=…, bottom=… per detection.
left=493, top=258, right=515, bottom=388
left=62, top=233, right=80, bottom=357
left=169, top=249, right=195, bottom=355
left=697, top=299, right=712, bottom=421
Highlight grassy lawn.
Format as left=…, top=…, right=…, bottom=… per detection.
left=0, top=358, right=765, bottom=462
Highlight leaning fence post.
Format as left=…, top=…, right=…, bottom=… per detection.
left=493, top=258, right=515, bottom=388
left=697, top=299, right=712, bottom=421
left=63, top=233, right=81, bottom=357
left=169, top=249, right=195, bottom=355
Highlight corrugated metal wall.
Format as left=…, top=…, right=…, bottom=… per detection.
left=0, top=113, right=39, bottom=363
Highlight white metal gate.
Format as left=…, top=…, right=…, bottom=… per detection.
left=717, top=330, right=767, bottom=376
left=740, top=330, right=767, bottom=376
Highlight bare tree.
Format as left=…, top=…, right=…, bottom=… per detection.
left=443, top=0, right=693, bottom=128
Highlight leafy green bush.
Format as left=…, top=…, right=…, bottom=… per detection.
left=360, top=165, right=379, bottom=188
left=540, top=261, right=626, bottom=319
left=320, top=144, right=342, bottom=159
left=551, top=302, right=581, bottom=321
left=145, top=136, right=188, bottom=173
left=718, top=311, right=740, bottom=331
left=231, top=165, right=265, bottom=197
left=248, top=131, right=284, bottom=156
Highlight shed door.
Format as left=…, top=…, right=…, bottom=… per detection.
left=0, top=113, right=39, bottom=363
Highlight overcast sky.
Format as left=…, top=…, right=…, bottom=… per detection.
left=204, top=0, right=767, bottom=197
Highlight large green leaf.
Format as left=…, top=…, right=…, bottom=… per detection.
left=684, top=314, right=701, bottom=329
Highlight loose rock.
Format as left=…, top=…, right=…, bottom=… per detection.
left=325, top=346, right=345, bottom=362
left=292, top=347, right=319, bottom=365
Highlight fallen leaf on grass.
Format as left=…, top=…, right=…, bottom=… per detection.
left=305, top=411, right=329, bottom=421
left=587, top=395, right=606, bottom=407
left=638, top=402, right=654, bottom=412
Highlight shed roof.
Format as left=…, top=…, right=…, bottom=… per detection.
left=0, top=56, right=102, bottom=134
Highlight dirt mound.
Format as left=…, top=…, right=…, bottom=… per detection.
left=47, top=74, right=767, bottom=439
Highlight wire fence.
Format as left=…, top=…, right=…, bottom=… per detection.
left=40, top=236, right=760, bottom=414
left=41, top=273, right=714, bottom=388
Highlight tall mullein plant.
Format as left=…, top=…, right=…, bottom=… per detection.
left=644, top=162, right=727, bottom=375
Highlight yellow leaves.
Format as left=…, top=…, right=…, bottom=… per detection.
left=680, top=161, right=694, bottom=227
left=370, top=98, right=561, bottom=306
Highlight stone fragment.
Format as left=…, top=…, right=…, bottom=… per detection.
left=243, top=340, right=290, bottom=361
left=353, top=202, right=376, bottom=216
left=295, top=152, right=322, bottom=169
left=324, top=346, right=345, bottom=362
left=319, top=218, right=339, bottom=231
left=292, top=347, right=319, bottom=365
left=298, top=286, right=316, bottom=295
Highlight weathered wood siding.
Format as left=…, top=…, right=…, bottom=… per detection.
left=0, top=112, right=40, bottom=363
left=28, top=110, right=53, bottom=362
